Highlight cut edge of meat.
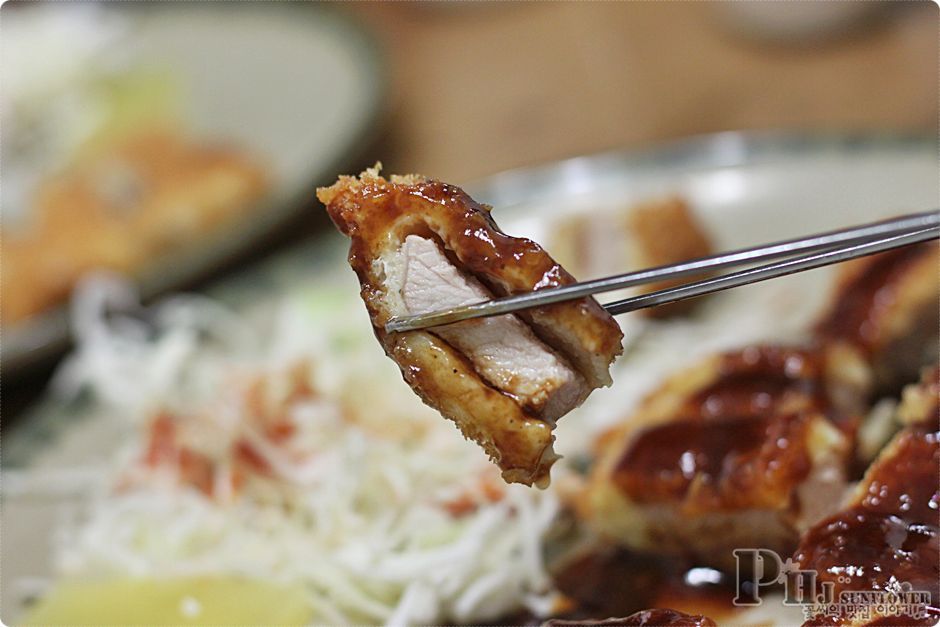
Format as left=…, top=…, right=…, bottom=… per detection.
left=380, top=234, right=591, bottom=424
left=318, top=167, right=624, bottom=389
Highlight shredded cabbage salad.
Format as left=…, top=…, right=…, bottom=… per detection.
left=41, top=205, right=834, bottom=624
left=51, top=275, right=559, bottom=625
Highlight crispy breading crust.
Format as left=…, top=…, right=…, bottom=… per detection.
left=584, top=346, right=854, bottom=569
left=793, top=419, right=939, bottom=626
left=624, top=196, right=713, bottom=318
left=2, top=129, right=269, bottom=324
left=317, top=167, right=623, bottom=486
left=815, top=242, right=939, bottom=393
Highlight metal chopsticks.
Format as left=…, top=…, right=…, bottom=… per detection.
left=384, top=210, right=940, bottom=333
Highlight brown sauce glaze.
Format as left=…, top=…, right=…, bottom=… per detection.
left=319, top=171, right=624, bottom=485
left=550, top=547, right=735, bottom=622
left=614, top=412, right=812, bottom=507
left=794, top=509, right=939, bottom=623
left=688, top=346, right=829, bottom=419
left=858, top=427, right=940, bottom=525
left=321, top=172, right=623, bottom=364
left=610, top=347, right=847, bottom=507
left=815, top=244, right=933, bottom=353
left=795, top=424, right=940, bottom=625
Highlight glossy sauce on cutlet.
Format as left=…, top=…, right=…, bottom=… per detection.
left=327, top=174, right=622, bottom=370
left=349, top=179, right=570, bottom=298
left=551, top=548, right=734, bottom=623
left=795, top=424, right=940, bottom=625
left=612, top=347, right=825, bottom=505
left=614, top=412, right=812, bottom=506
left=859, top=426, right=940, bottom=524
left=815, top=244, right=932, bottom=352
left=793, top=509, right=939, bottom=618
left=687, top=347, right=828, bottom=419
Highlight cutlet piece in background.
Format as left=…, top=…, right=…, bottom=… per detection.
left=549, top=196, right=713, bottom=319
left=793, top=415, right=939, bottom=626
left=624, top=197, right=714, bottom=317
left=1, top=129, right=269, bottom=325
left=815, top=242, right=939, bottom=395
left=317, top=167, right=623, bottom=486
left=896, top=365, right=940, bottom=428
left=583, top=346, right=858, bottom=570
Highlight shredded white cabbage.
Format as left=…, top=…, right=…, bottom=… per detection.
left=52, top=275, right=559, bottom=624
left=45, top=207, right=835, bottom=625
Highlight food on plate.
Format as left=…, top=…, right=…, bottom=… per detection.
left=41, top=283, right=560, bottom=625
left=624, top=197, right=714, bottom=317
left=317, top=167, right=623, bottom=486
left=543, top=608, right=717, bottom=627
left=583, top=346, right=859, bottom=569
left=897, top=365, right=939, bottom=427
left=814, top=242, right=939, bottom=394
left=792, top=384, right=939, bottom=626
left=1, top=128, right=269, bottom=325
left=551, top=196, right=714, bottom=317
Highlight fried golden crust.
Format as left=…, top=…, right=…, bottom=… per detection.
left=319, top=169, right=622, bottom=385
left=1, top=129, right=268, bottom=324
left=584, top=346, right=853, bottom=568
left=388, top=331, right=558, bottom=485
left=318, top=168, right=622, bottom=486
left=794, top=422, right=940, bottom=626
left=815, top=242, right=939, bottom=393
left=897, top=365, right=940, bottom=428
left=625, top=196, right=713, bottom=318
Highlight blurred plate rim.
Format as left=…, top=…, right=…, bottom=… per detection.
left=464, top=129, right=935, bottom=207
left=1, top=3, right=386, bottom=377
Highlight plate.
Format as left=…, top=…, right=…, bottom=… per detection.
left=1, top=3, right=384, bottom=375
left=2, top=132, right=936, bottom=623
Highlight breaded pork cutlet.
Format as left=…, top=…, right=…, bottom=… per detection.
left=623, top=196, right=713, bottom=318
left=317, top=167, right=623, bottom=486
left=585, top=346, right=860, bottom=569
left=550, top=196, right=713, bottom=318
left=793, top=373, right=939, bottom=626
left=1, top=129, right=268, bottom=324
left=815, top=242, right=939, bottom=395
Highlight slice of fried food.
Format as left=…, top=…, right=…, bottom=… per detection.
left=793, top=417, right=939, bottom=626
left=550, top=196, right=713, bottom=318
left=317, top=167, right=623, bottom=486
left=897, top=365, right=940, bottom=428
left=1, top=128, right=269, bottom=325
left=815, top=242, right=939, bottom=394
left=624, top=196, right=713, bottom=318
left=584, top=346, right=855, bottom=569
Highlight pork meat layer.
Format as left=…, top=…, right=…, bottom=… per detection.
left=318, top=168, right=623, bottom=486
left=815, top=242, right=939, bottom=394
left=583, top=346, right=858, bottom=570
left=793, top=411, right=939, bottom=626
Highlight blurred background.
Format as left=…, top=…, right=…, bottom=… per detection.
left=1, top=0, right=937, bottom=416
